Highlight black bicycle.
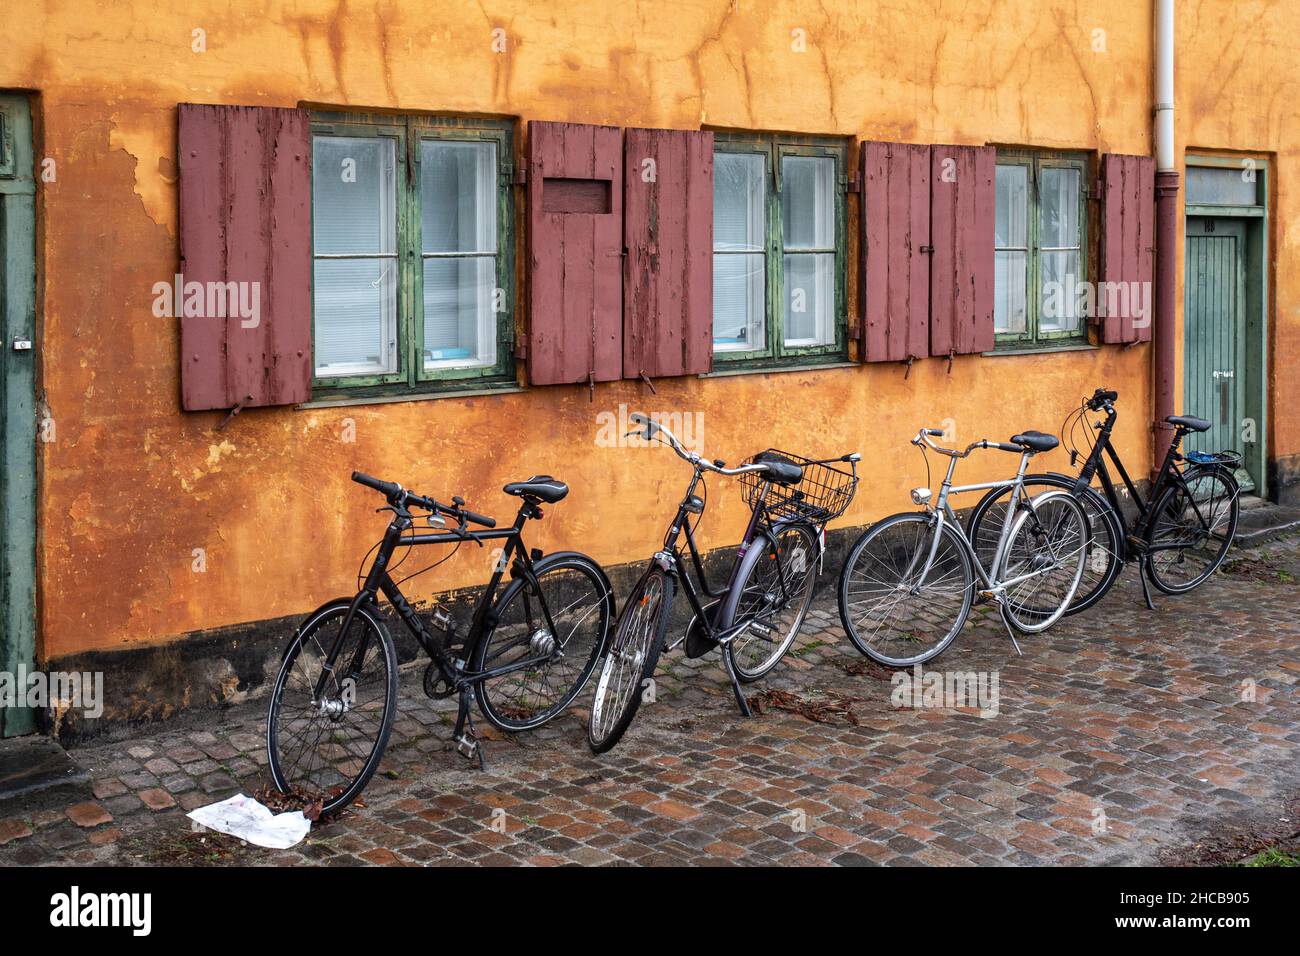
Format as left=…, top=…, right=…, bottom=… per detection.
left=587, top=413, right=858, bottom=753
left=267, top=472, right=613, bottom=815
left=967, top=387, right=1241, bottom=613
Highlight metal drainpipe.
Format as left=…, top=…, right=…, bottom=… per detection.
left=1153, top=0, right=1179, bottom=465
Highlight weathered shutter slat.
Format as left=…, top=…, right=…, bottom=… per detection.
left=178, top=103, right=311, bottom=411
left=861, top=141, right=931, bottom=362
left=623, top=127, right=714, bottom=379
left=1100, top=153, right=1156, bottom=344
left=527, top=121, right=623, bottom=386
left=929, top=145, right=995, bottom=356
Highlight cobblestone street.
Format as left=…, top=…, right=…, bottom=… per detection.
left=3, top=536, right=1298, bottom=867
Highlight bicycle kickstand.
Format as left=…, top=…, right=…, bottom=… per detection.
left=1138, top=568, right=1157, bottom=611
left=721, top=645, right=753, bottom=717
left=451, top=687, right=488, bottom=771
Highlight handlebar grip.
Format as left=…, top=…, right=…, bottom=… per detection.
left=461, top=509, right=496, bottom=529
left=924, top=428, right=945, bottom=437
left=352, top=471, right=401, bottom=498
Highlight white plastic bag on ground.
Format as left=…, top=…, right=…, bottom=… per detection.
left=187, top=793, right=312, bottom=850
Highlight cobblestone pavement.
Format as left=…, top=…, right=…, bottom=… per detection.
left=2, top=536, right=1298, bottom=867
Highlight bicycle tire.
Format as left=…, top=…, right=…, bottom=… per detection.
left=967, top=473, right=1123, bottom=615
left=723, top=521, right=819, bottom=682
left=837, top=512, right=974, bottom=667
left=267, top=599, right=398, bottom=818
left=587, top=566, right=673, bottom=754
left=1144, top=467, right=1240, bottom=594
left=997, top=490, right=1089, bottom=633
left=473, top=552, right=613, bottom=731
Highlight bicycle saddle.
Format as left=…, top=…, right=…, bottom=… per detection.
left=753, top=451, right=803, bottom=485
left=503, top=476, right=569, bottom=503
left=1166, top=414, right=1211, bottom=433
left=1010, top=431, right=1059, bottom=453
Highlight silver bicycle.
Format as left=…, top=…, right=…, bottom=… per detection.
left=837, top=427, right=1090, bottom=666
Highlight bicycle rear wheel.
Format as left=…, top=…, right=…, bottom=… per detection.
left=473, top=554, right=612, bottom=731
left=997, top=490, right=1089, bottom=633
left=837, top=513, right=974, bottom=667
left=1144, top=467, right=1239, bottom=594
left=968, top=475, right=1123, bottom=615
left=588, top=566, right=673, bottom=754
left=723, top=522, right=819, bottom=682
left=267, top=601, right=398, bottom=817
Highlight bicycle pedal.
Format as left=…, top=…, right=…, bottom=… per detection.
left=454, top=733, right=480, bottom=759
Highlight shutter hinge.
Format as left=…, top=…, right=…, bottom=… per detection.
left=514, top=338, right=528, bottom=360
left=843, top=173, right=859, bottom=194
left=508, top=163, right=527, bottom=186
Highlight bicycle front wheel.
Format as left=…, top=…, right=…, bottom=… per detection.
left=588, top=566, right=673, bottom=754
left=267, top=601, right=398, bottom=817
left=724, top=522, right=820, bottom=682
left=998, top=490, right=1089, bottom=633
left=1144, top=468, right=1239, bottom=594
left=968, top=475, right=1123, bottom=615
left=473, top=554, right=613, bottom=731
left=837, top=513, right=974, bottom=667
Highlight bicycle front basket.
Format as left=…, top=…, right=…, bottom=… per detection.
left=739, top=449, right=858, bottom=524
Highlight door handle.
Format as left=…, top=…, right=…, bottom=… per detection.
left=12, top=337, right=32, bottom=351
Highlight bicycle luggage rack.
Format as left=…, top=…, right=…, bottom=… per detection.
left=739, top=450, right=858, bottom=524
left=1184, top=449, right=1242, bottom=469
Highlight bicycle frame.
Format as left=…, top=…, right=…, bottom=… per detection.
left=1078, top=406, right=1221, bottom=559
left=656, top=468, right=801, bottom=653
left=314, top=502, right=560, bottom=703
left=915, top=448, right=1065, bottom=596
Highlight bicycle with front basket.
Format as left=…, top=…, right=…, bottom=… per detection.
left=587, top=413, right=859, bottom=753
left=267, top=471, right=613, bottom=816
left=967, top=387, right=1241, bottom=612
left=838, top=426, right=1090, bottom=666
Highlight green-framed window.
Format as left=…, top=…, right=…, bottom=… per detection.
left=712, top=132, right=848, bottom=368
left=310, top=112, right=515, bottom=394
left=995, top=149, right=1089, bottom=348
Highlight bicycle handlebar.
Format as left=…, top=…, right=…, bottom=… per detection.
left=912, top=429, right=1023, bottom=458
left=625, top=412, right=783, bottom=478
left=350, top=471, right=497, bottom=528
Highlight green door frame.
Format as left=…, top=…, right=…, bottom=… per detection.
left=1184, top=154, right=1269, bottom=499
left=0, top=93, right=38, bottom=737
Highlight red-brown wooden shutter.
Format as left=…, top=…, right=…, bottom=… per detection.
left=526, top=121, right=623, bottom=386
left=929, top=145, right=995, bottom=357
left=1099, top=153, right=1156, bottom=344
left=622, top=128, right=714, bottom=380
left=178, top=103, right=312, bottom=411
left=860, top=141, right=931, bottom=362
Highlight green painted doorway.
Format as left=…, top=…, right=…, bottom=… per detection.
left=0, top=93, right=38, bottom=738
left=1184, top=217, right=1253, bottom=490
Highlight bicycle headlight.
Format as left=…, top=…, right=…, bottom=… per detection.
left=910, top=487, right=932, bottom=506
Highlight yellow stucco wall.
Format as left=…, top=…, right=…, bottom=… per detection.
left=0, top=0, right=1293, bottom=659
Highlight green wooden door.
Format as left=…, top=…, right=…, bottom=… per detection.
left=0, top=94, right=37, bottom=737
left=1184, top=217, right=1253, bottom=491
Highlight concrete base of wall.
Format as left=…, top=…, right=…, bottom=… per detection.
left=1269, top=452, right=1300, bottom=507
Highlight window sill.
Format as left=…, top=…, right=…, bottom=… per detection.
left=300, top=382, right=526, bottom=410
left=983, top=342, right=1097, bottom=357
left=701, top=359, right=857, bottom=379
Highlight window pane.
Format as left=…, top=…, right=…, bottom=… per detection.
left=1186, top=165, right=1258, bottom=206
left=713, top=252, right=765, bottom=351
left=1039, top=250, right=1081, bottom=332
left=420, top=140, right=496, bottom=254
left=313, top=258, right=397, bottom=375
left=784, top=253, right=834, bottom=345
left=782, top=155, right=834, bottom=250
left=423, top=257, right=495, bottom=367
left=995, top=250, right=1027, bottom=333
left=995, top=165, right=1028, bottom=247
left=313, top=136, right=396, bottom=255
left=714, top=153, right=765, bottom=252
left=1040, top=167, right=1080, bottom=248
